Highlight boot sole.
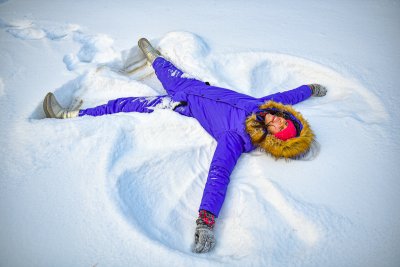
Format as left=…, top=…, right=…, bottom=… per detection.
left=43, top=92, right=56, bottom=118
left=138, top=38, right=151, bottom=51
left=138, top=38, right=160, bottom=62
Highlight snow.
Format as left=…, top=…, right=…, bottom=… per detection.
left=0, top=0, right=399, bottom=266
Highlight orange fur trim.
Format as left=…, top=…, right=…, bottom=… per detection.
left=245, top=101, right=315, bottom=159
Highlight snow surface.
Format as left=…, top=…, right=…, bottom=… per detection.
left=0, top=1, right=399, bottom=266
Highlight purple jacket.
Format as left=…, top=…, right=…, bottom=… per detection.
left=80, top=57, right=312, bottom=217
left=152, top=58, right=312, bottom=217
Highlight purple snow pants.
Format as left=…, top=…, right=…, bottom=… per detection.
left=78, top=57, right=198, bottom=117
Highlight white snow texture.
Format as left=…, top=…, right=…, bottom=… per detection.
left=0, top=1, right=399, bottom=267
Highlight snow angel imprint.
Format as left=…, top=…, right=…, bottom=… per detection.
left=42, top=38, right=327, bottom=254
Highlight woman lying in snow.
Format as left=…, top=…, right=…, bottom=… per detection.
left=43, top=38, right=327, bottom=253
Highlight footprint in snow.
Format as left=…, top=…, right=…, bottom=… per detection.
left=1, top=17, right=80, bottom=40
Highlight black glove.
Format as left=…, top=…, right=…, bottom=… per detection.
left=308, top=84, right=327, bottom=97
left=193, top=210, right=216, bottom=253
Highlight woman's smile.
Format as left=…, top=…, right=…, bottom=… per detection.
left=264, top=113, right=288, bottom=134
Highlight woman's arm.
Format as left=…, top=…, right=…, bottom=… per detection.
left=259, top=85, right=312, bottom=105
left=193, top=131, right=244, bottom=253
left=259, top=84, right=327, bottom=106
left=199, top=131, right=245, bottom=217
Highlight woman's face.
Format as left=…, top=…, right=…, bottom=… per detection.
left=264, top=113, right=288, bottom=134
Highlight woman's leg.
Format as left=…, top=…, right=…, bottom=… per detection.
left=152, top=57, right=206, bottom=96
left=79, top=95, right=181, bottom=117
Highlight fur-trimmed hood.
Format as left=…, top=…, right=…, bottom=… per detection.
left=245, top=101, right=315, bottom=159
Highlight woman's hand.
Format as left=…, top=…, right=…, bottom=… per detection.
left=192, top=210, right=216, bottom=253
left=308, top=84, right=328, bottom=97
left=193, top=222, right=215, bottom=253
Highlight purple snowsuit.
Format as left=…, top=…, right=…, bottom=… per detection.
left=80, top=57, right=312, bottom=217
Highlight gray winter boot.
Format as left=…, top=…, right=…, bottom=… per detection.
left=43, top=92, right=80, bottom=119
left=138, top=38, right=161, bottom=64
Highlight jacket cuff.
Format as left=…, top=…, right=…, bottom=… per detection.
left=197, top=210, right=215, bottom=228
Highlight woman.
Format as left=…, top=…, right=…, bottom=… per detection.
left=43, top=38, right=327, bottom=253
